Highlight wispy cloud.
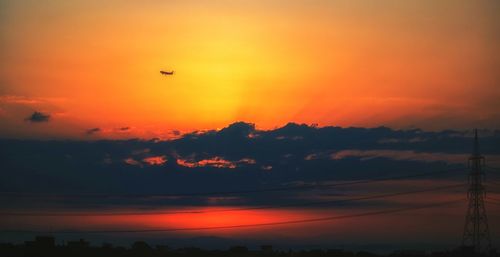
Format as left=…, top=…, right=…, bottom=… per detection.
left=176, top=157, right=256, bottom=169
left=86, top=127, right=101, bottom=135
left=0, top=95, right=42, bottom=105
left=0, top=95, right=67, bottom=105
left=142, top=155, right=167, bottom=166
left=124, top=157, right=142, bottom=167
left=330, top=149, right=468, bottom=164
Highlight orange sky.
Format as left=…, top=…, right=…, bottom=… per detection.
left=1, top=0, right=499, bottom=139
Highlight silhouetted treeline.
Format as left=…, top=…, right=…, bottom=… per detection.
left=0, top=236, right=497, bottom=257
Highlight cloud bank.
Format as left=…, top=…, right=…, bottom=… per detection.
left=0, top=122, right=499, bottom=210
left=25, top=111, right=50, bottom=123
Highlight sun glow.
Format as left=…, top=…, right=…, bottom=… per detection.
left=1, top=1, right=499, bottom=139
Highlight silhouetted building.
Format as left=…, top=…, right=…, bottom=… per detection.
left=261, top=244, right=273, bottom=253
left=25, top=236, right=55, bottom=248
left=132, top=240, right=151, bottom=251
left=326, top=249, right=349, bottom=256
left=66, top=239, right=90, bottom=248
left=229, top=245, right=248, bottom=253
left=156, top=245, right=170, bottom=252
left=392, top=250, right=426, bottom=256
left=101, top=242, right=113, bottom=249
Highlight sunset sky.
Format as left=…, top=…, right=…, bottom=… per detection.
left=1, top=0, right=499, bottom=139
left=1, top=1, right=500, bottom=251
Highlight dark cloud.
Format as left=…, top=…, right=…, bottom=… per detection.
left=118, top=127, right=130, bottom=131
left=0, top=122, right=499, bottom=210
left=86, top=127, right=101, bottom=135
left=25, top=111, right=50, bottom=122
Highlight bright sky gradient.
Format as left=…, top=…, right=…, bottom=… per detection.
left=1, top=0, right=499, bottom=139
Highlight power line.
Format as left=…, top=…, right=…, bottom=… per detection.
left=485, top=180, right=500, bottom=186
left=485, top=197, right=500, bottom=203
left=0, top=184, right=466, bottom=217
left=485, top=166, right=500, bottom=172
left=0, top=167, right=465, bottom=199
left=0, top=199, right=463, bottom=234
left=485, top=200, right=500, bottom=206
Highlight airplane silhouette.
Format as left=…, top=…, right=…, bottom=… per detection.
left=160, top=70, right=174, bottom=75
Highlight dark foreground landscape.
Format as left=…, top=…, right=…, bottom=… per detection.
left=0, top=236, right=498, bottom=257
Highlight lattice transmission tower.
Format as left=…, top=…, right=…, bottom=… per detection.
left=462, top=129, right=491, bottom=254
